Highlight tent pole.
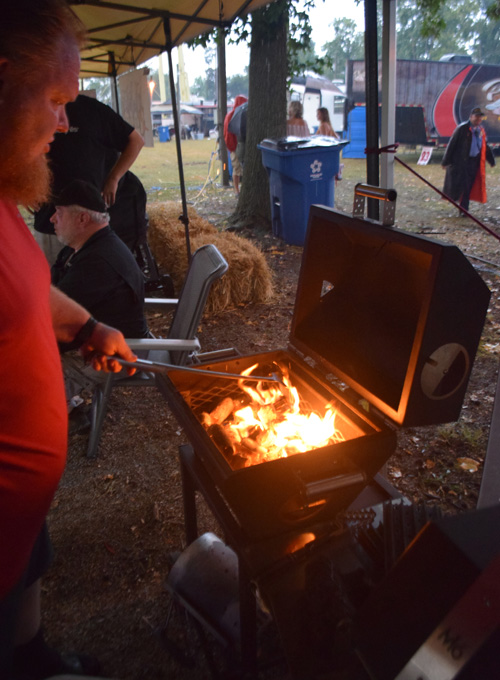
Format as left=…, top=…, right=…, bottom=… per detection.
left=364, top=0, right=380, bottom=220
left=380, top=0, right=397, bottom=190
left=217, top=27, right=230, bottom=187
left=108, top=51, right=120, bottom=115
left=163, top=18, right=192, bottom=262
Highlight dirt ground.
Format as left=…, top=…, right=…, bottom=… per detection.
left=44, top=155, right=500, bottom=679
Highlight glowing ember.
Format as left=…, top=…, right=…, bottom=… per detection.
left=201, top=363, right=345, bottom=467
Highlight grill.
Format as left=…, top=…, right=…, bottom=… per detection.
left=157, top=198, right=490, bottom=541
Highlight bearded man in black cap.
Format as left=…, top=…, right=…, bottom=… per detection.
left=51, top=179, right=148, bottom=420
left=442, top=106, right=495, bottom=216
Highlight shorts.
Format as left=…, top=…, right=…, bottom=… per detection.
left=0, top=524, right=54, bottom=673
left=230, top=150, right=243, bottom=178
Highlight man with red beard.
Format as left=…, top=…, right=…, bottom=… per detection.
left=0, top=2, right=137, bottom=677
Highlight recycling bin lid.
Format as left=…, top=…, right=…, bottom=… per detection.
left=259, top=136, right=348, bottom=151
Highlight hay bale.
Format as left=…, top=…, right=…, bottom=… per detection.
left=147, top=201, right=274, bottom=313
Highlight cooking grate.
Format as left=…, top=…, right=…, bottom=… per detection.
left=181, top=382, right=237, bottom=415
left=180, top=375, right=318, bottom=429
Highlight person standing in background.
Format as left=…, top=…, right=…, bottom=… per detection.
left=315, top=107, right=339, bottom=139
left=223, top=95, right=248, bottom=195
left=287, top=100, right=310, bottom=137
left=34, top=93, right=145, bottom=264
left=442, top=107, right=495, bottom=217
left=315, top=107, right=343, bottom=182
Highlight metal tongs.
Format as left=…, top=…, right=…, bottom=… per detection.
left=108, top=356, right=288, bottom=389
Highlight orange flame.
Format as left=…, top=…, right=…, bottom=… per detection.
left=222, top=364, right=345, bottom=466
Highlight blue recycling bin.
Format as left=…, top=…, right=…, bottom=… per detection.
left=158, top=125, right=170, bottom=142
left=258, top=137, right=347, bottom=246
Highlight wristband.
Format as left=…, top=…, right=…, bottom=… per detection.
left=73, top=316, right=98, bottom=348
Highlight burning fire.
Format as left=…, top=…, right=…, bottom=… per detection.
left=201, top=364, right=345, bottom=468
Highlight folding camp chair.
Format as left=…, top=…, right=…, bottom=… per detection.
left=86, top=244, right=228, bottom=459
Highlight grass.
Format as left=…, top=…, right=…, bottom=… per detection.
left=132, top=141, right=451, bottom=208
left=133, top=137, right=224, bottom=202
left=437, top=422, right=486, bottom=451
left=21, top=139, right=500, bottom=222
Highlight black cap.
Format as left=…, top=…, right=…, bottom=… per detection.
left=470, top=107, right=486, bottom=117
left=55, top=180, right=107, bottom=212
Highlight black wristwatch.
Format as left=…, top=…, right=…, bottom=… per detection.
left=73, top=316, right=99, bottom=348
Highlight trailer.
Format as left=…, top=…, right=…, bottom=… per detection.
left=346, top=58, right=500, bottom=147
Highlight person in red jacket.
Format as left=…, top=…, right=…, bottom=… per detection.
left=442, top=107, right=495, bottom=216
left=0, top=2, right=137, bottom=677
left=223, top=95, right=248, bottom=195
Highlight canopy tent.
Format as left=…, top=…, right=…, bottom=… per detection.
left=69, top=0, right=274, bottom=260
left=70, top=0, right=271, bottom=79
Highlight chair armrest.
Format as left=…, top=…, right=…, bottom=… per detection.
left=127, top=338, right=200, bottom=352
left=144, top=297, right=178, bottom=312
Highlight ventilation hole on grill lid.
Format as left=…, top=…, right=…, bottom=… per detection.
left=420, top=343, right=469, bottom=400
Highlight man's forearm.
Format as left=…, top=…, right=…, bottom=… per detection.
left=106, top=129, right=144, bottom=185
left=102, top=129, right=144, bottom=206
left=50, top=285, right=137, bottom=371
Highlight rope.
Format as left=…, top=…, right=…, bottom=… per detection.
left=191, top=139, right=224, bottom=204
left=394, top=155, right=500, bottom=244
left=365, top=142, right=500, bottom=243
left=365, top=143, right=400, bottom=155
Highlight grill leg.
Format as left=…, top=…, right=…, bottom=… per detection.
left=180, top=446, right=198, bottom=544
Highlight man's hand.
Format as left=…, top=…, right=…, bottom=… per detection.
left=101, top=176, right=120, bottom=207
left=80, top=322, right=137, bottom=374
left=101, top=129, right=144, bottom=207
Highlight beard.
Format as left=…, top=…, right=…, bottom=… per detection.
left=0, top=89, right=53, bottom=208
left=0, top=144, right=52, bottom=208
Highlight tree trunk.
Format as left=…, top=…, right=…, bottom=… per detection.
left=230, top=0, right=288, bottom=229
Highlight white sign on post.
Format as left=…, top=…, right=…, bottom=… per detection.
left=417, top=147, right=434, bottom=165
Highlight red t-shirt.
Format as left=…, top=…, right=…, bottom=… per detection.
left=0, top=201, right=67, bottom=599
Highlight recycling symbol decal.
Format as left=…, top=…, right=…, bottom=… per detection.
left=310, top=159, right=323, bottom=179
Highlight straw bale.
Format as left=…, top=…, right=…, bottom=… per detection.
left=147, top=201, right=274, bottom=313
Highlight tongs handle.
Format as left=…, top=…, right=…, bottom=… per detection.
left=109, top=356, right=285, bottom=386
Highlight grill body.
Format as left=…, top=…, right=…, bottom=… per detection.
left=159, top=349, right=396, bottom=538
left=158, top=205, right=490, bottom=540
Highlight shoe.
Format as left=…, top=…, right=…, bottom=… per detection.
left=68, top=407, right=91, bottom=435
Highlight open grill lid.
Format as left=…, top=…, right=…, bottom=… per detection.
left=290, top=205, right=491, bottom=427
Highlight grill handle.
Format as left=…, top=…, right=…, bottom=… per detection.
left=353, top=183, right=397, bottom=226
left=302, top=471, right=366, bottom=501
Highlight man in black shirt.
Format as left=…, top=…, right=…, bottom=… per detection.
left=51, top=180, right=148, bottom=414
left=35, top=93, right=145, bottom=263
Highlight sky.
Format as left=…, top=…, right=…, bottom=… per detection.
left=156, top=0, right=365, bottom=85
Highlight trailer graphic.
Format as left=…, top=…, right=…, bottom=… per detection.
left=346, top=59, right=500, bottom=146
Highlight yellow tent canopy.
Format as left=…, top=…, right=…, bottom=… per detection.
left=70, top=0, right=271, bottom=79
